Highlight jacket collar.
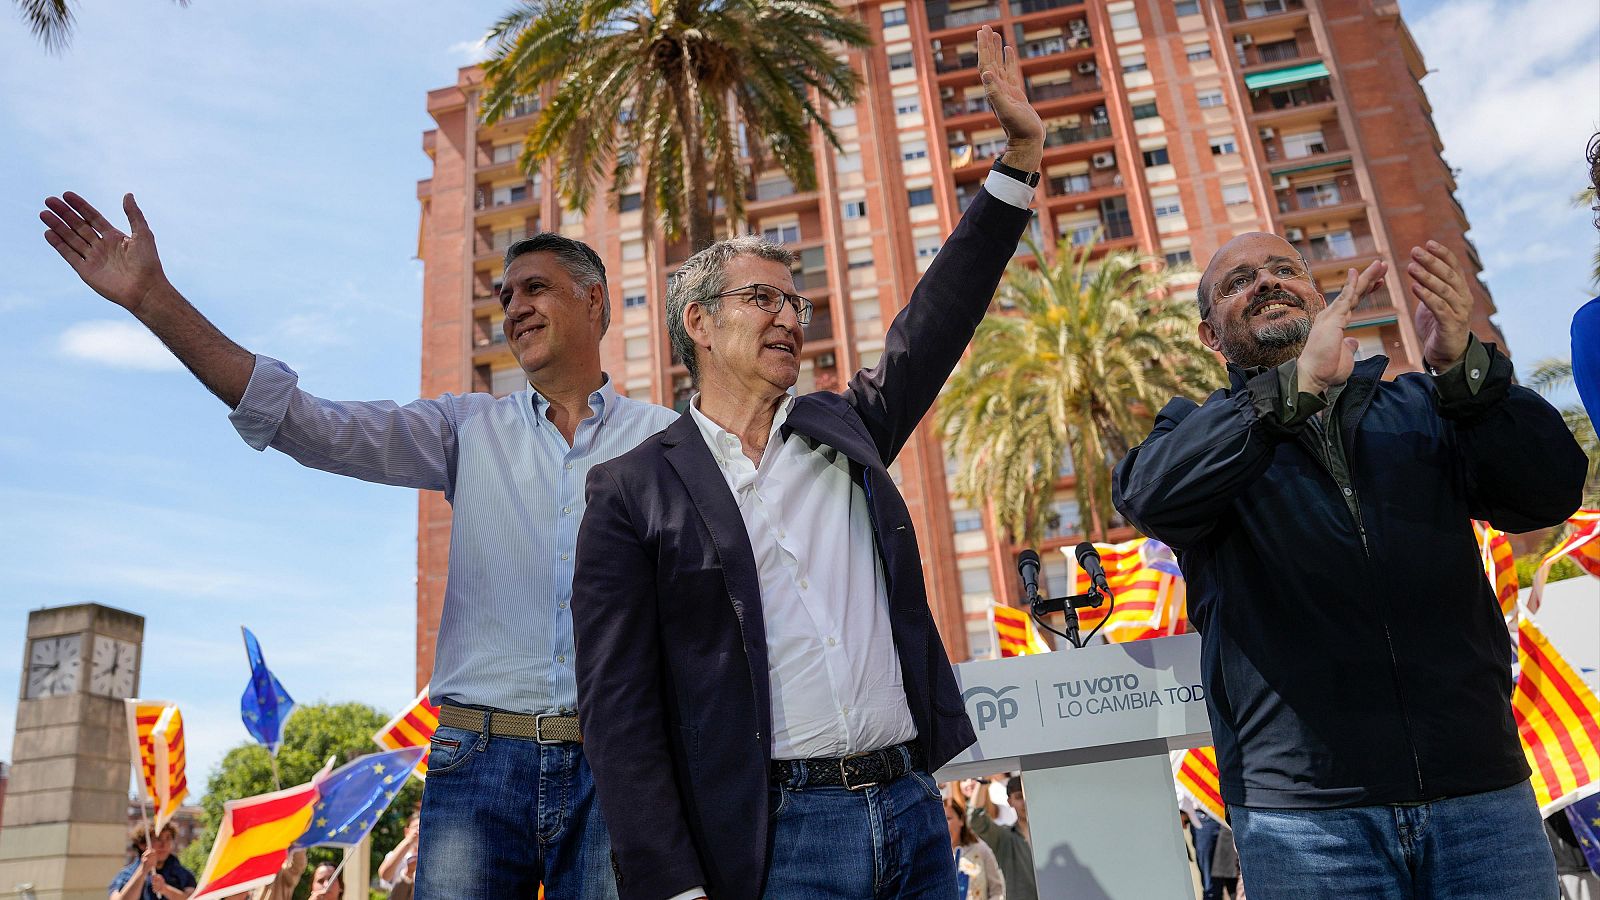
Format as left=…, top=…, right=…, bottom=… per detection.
left=1226, top=354, right=1389, bottom=392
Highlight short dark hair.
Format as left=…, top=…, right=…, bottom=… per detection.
left=1587, top=131, right=1600, bottom=228
left=1006, top=775, right=1024, bottom=796
left=129, top=823, right=177, bottom=852
left=502, top=233, right=611, bottom=336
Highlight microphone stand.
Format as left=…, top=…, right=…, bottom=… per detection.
left=1029, top=589, right=1107, bottom=650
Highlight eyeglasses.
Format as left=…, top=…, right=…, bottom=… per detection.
left=711, top=283, right=814, bottom=325
left=1213, top=261, right=1311, bottom=303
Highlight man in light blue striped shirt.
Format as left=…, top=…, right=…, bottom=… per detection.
left=39, top=190, right=676, bottom=898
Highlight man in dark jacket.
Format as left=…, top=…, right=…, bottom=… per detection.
left=1113, top=231, right=1586, bottom=899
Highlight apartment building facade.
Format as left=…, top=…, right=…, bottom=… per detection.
left=414, top=0, right=1502, bottom=684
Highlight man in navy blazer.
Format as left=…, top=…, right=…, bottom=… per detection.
left=571, top=26, right=1042, bottom=900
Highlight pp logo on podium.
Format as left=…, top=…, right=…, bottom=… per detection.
left=963, top=684, right=1023, bottom=731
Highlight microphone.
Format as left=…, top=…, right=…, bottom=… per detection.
left=1017, top=549, right=1042, bottom=604
left=1075, top=542, right=1113, bottom=598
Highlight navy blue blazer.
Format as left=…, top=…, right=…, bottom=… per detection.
left=572, top=189, right=1032, bottom=900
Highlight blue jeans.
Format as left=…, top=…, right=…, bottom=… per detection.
left=417, top=719, right=618, bottom=899
left=1229, top=780, right=1558, bottom=900
left=763, top=769, right=955, bottom=898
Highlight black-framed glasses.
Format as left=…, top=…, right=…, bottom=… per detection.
left=711, top=283, right=814, bottom=325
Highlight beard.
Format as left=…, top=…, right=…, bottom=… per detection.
left=1213, top=289, right=1316, bottom=369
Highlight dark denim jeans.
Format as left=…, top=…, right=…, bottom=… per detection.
left=1230, top=779, right=1558, bottom=900
left=417, top=720, right=618, bottom=899
left=763, top=769, right=955, bottom=898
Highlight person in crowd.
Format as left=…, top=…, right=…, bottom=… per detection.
left=1206, top=824, right=1239, bottom=900
left=946, top=793, right=1005, bottom=900
left=308, top=863, right=342, bottom=900
left=248, top=848, right=306, bottom=900
left=569, top=25, right=1041, bottom=900
left=110, top=823, right=196, bottom=900
left=378, top=810, right=420, bottom=900
left=963, top=776, right=1035, bottom=900
left=1572, top=131, right=1600, bottom=423
left=1113, top=228, right=1586, bottom=899
left=38, top=184, right=677, bottom=896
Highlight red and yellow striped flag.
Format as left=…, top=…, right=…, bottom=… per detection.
left=1174, top=746, right=1227, bottom=823
left=1530, top=509, right=1600, bottom=614
left=191, top=766, right=329, bottom=900
left=1474, top=521, right=1519, bottom=621
left=1069, top=537, right=1187, bottom=642
left=1513, top=616, right=1600, bottom=815
left=124, top=699, right=189, bottom=833
left=374, top=686, right=440, bottom=781
left=993, top=603, right=1051, bottom=657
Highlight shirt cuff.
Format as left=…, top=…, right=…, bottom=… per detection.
left=227, top=354, right=299, bottom=451
left=1268, top=358, right=1327, bottom=429
left=984, top=169, right=1036, bottom=210
left=1428, top=333, right=1489, bottom=403
left=665, top=889, right=707, bottom=900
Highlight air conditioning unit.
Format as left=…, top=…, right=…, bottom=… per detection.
left=1285, top=227, right=1305, bottom=241
left=818, top=352, right=837, bottom=369
left=1274, top=176, right=1291, bottom=189
left=1092, top=152, right=1116, bottom=169
left=1077, top=60, right=1097, bottom=74
left=1259, top=127, right=1275, bottom=139
left=1237, top=34, right=1254, bottom=46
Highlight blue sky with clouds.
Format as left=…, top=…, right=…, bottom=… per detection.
left=1, top=0, right=1596, bottom=796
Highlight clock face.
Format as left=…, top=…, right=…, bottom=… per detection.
left=25, top=634, right=83, bottom=698
left=90, top=634, right=139, bottom=698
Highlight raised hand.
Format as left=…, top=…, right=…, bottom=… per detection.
left=1299, top=259, right=1386, bottom=396
left=40, top=192, right=170, bottom=316
left=977, top=25, right=1043, bottom=172
left=1407, top=240, right=1473, bottom=372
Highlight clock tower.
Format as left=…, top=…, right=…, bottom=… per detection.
left=0, top=604, right=144, bottom=900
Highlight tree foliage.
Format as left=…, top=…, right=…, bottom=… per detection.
left=13, top=0, right=189, bottom=51
left=938, top=237, right=1221, bottom=546
left=177, top=703, right=422, bottom=897
left=479, top=0, right=870, bottom=250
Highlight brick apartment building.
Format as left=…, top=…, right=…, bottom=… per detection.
left=414, top=0, right=1504, bottom=679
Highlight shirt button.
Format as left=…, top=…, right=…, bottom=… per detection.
left=800, top=579, right=809, bottom=589
left=827, top=637, right=838, bottom=647
left=841, top=706, right=851, bottom=715
left=1342, top=487, right=1353, bottom=497
left=1470, top=368, right=1481, bottom=379
left=565, top=463, right=573, bottom=470
left=562, top=507, right=572, bottom=515
left=558, top=602, right=567, bottom=609
left=561, top=553, right=570, bottom=561
left=556, top=655, right=566, bottom=664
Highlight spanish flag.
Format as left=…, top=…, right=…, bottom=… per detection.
left=190, top=763, right=331, bottom=900
left=1529, top=509, right=1600, bottom=614
left=1173, top=746, right=1227, bottom=823
left=993, top=602, right=1051, bottom=657
left=1068, top=537, right=1187, bottom=641
left=1513, top=616, right=1600, bottom=815
left=374, top=686, right=440, bottom=781
left=1473, top=521, right=1519, bottom=622
left=124, top=699, right=188, bottom=833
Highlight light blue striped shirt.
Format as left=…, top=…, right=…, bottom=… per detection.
left=229, top=355, right=678, bottom=714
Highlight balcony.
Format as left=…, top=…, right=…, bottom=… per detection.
left=935, top=49, right=980, bottom=73
left=1059, top=215, right=1134, bottom=247
left=1237, top=36, right=1315, bottom=69
left=1047, top=168, right=1122, bottom=198
left=1028, top=76, right=1102, bottom=103
left=1292, top=230, right=1376, bottom=267
left=475, top=180, right=540, bottom=212
left=474, top=229, right=533, bottom=260
left=942, top=94, right=991, bottom=118
left=1043, top=120, right=1112, bottom=149
left=802, top=310, right=835, bottom=345
left=1249, top=79, right=1335, bottom=115
left=1014, top=0, right=1083, bottom=14
left=1223, top=0, right=1306, bottom=23
left=1276, top=174, right=1364, bottom=221
left=1262, top=126, right=1348, bottom=162
left=927, top=2, right=1001, bottom=32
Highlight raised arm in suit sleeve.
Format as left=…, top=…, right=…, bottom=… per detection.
left=573, top=464, right=706, bottom=900
left=1432, top=338, right=1587, bottom=532
left=1112, top=364, right=1322, bottom=549
left=846, top=183, right=1032, bottom=464
left=228, top=355, right=468, bottom=495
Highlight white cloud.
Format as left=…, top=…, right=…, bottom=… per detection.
left=448, top=34, right=492, bottom=64
left=58, top=320, right=182, bottom=370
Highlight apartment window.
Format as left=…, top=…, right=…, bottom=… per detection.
left=882, top=6, right=907, bottom=26
left=761, top=223, right=801, bottom=244
left=625, top=336, right=651, bottom=360
left=1197, top=88, right=1225, bottom=108
left=1131, top=102, right=1159, bottom=120
left=836, top=151, right=862, bottom=172
left=915, top=235, right=942, bottom=257
left=959, top=566, right=992, bottom=596
left=1185, top=42, right=1213, bottom=61
left=907, top=187, right=935, bottom=207
left=1153, top=197, right=1183, bottom=218
left=1283, top=130, right=1328, bottom=159
left=831, top=106, right=857, bottom=127
left=1109, top=9, right=1140, bottom=29
left=889, top=51, right=915, bottom=71
left=621, top=240, right=645, bottom=261
left=1044, top=498, right=1081, bottom=538
left=848, top=249, right=874, bottom=269
left=1307, top=229, right=1355, bottom=259
left=619, top=192, right=643, bottom=212
left=491, top=143, right=518, bottom=163
left=895, top=97, right=921, bottom=115
left=1296, top=180, right=1342, bottom=207
left=901, top=139, right=928, bottom=160
left=1221, top=182, right=1252, bottom=206
left=953, top=509, right=985, bottom=533
left=1209, top=135, right=1238, bottom=156
left=490, top=366, right=528, bottom=396
left=1142, top=147, right=1170, bottom=167
left=1120, top=52, right=1148, bottom=74
left=492, top=183, right=528, bottom=206
left=1173, top=0, right=1200, bottom=14
left=1164, top=249, right=1194, bottom=266
left=842, top=199, right=868, bottom=219
left=623, top=293, right=648, bottom=309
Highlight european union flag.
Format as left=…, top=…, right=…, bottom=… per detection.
left=294, top=746, right=426, bottom=849
left=240, top=626, right=296, bottom=754
left=1565, top=792, right=1600, bottom=876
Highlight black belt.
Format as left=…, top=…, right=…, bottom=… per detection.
left=770, top=741, right=924, bottom=791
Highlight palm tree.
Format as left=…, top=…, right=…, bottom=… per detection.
left=938, top=236, right=1221, bottom=547
left=479, top=0, right=870, bottom=251
left=16, top=0, right=188, bottom=50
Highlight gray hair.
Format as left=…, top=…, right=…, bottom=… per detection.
left=666, top=236, right=795, bottom=384
left=503, top=233, right=611, bottom=336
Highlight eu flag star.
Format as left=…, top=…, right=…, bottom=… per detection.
left=383, top=775, right=394, bottom=784
left=1591, top=817, right=1600, bottom=828
left=372, top=763, right=385, bottom=774
left=316, top=817, right=328, bottom=828
left=327, top=829, right=337, bottom=838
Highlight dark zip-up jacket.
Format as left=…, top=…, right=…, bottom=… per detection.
left=1113, top=341, right=1586, bottom=808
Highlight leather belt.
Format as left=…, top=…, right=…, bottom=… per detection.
left=437, top=704, right=582, bottom=744
left=770, top=741, right=923, bottom=791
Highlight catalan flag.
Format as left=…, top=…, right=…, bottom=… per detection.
left=1513, top=616, right=1600, bottom=815
left=1473, top=521, right=1519, bottom=622
left=1173, top=746, right=1226, bottom=823
left=992, top=602, right=1051, bottom=657
left=1529, top=509, right=1600, bottom=614
left=191, top=762, right=332, bottom=900
left=1067, top=537, right=1187, bottom=642
left=374, top=686, right=440, bottom=781
left=124, top=699, right=189, bottom=833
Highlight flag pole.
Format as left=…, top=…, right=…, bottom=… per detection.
left=268, top=749, right=282, bottom=792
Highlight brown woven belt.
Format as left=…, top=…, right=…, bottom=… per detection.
left=437, top=704, right=582, bottom=744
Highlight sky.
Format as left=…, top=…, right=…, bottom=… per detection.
left=0, top=0, right=1596, bottom=798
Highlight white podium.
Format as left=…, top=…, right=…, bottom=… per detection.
left=934, top=634, right=1211, bottom=900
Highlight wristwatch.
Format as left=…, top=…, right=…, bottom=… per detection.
left=991, top=158, right=1041, bottom=187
